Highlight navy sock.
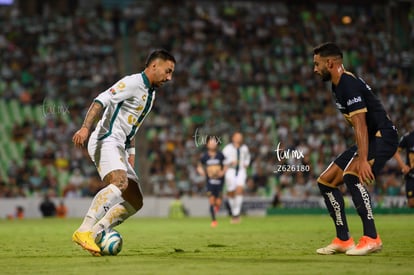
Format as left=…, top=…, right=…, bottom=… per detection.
left=318, top=182, right=350, bottom=241
left=343, top=174, right=377, bottom=238
left=209, top=205, right=216, bottom=221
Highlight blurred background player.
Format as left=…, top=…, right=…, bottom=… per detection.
left=197, top=136, right=227, bottom=227
left=313, top=42, right=398, bottom=256
left=71, top=50, right=176, bottom=256
left=393, top=130, right=414, bottom=208
left=222, top=132, right=251, bottom=224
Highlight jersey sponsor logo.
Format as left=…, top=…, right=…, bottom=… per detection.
left=206, top=159, right=221, bottom=165
left=128, top=115, right=141, bottom=126
left=346, top=96, right=362, bottom=106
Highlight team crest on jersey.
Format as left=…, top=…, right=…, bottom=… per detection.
left=109, top=88, right=116, bottom=95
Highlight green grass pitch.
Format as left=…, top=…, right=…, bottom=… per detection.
left=0, top=214, right=412, bottom=275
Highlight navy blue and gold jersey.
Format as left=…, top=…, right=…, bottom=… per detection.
left=200, top=152, right=225, bottom=185
left=332, top=72, right=394, bottom=138
left=399, top=131, right=414, bottom=177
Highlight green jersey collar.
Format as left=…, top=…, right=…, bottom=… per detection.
left=141, top=72, right=151, bottom=89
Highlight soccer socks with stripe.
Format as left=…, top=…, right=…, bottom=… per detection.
left=78, top=184, right=123, bottom=232
left=318, top=182, right=351, bottom=241
left=92, top=201, right=137, bottom=236
left=343, top=174, right=377, bottom=239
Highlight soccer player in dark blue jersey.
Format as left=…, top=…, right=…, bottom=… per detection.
left=394, top=130, right=414, bottom=208
left=197, top=136, right=227, bottom=227
left=313, top=42, right=398, bottom=256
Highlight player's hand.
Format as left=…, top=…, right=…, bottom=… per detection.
left=358, top=159, right=375, bottom=185
left=72, top=127, right=89, bottom=147
left=401, top=164, right=411, bottom=175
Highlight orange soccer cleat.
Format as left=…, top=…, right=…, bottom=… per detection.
left=316, top=237, right=355, bottom=255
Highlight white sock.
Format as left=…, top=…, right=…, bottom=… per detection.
left=92, top=201, right=137, bottom=237
left=228, top=197, right=236, bottom=216
left=233, top=195, right=243, bottom=216
left=78, top=184, right=122, bottom=232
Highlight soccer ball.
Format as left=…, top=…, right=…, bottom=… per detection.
left=95, top=229, right=123, bottom=256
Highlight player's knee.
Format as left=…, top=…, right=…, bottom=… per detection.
left=227, top=191, right=235, bottom=197
left=104, top=170, right=129, bottom=192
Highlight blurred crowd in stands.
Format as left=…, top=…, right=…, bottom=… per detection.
left=0, top=1, right=413, bottom=206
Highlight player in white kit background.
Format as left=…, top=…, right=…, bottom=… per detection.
left=71, top=50, right=176, bottom=256
left=222, top=132, right=251, bottom=223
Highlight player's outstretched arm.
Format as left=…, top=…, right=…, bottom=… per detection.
left=72, top=102, right=103, bottom=147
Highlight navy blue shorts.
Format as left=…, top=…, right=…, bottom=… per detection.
left=207, top=183, right=224, bottom=198
left=334, top=145, right=357, bottom=170
left=368, top=129, right=399, bottom=176
left=334, top=129, right=398, bottom=176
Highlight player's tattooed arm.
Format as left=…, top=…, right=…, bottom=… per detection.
left=72, top=102, right=103, bottom=147
left=81, top=102, right=103, bottom=130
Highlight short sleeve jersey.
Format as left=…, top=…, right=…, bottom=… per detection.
left=93, top=72, right=155, bottom=148
left=222, top=144, right=251, bottom=169
left=200, top=151, right=225, bottom=185
left=332, top=72, right=394, bottom=137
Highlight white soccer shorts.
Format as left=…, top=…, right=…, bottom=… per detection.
left=225, top=168, right=247, bottom=192
left=87, top=136, right=139, bottom=183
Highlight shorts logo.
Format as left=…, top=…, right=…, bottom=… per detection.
left=347, top=96, right=362, bottom=106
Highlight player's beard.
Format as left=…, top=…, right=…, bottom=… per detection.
left=152, top=80, right=166, bottom=88
left=320, top=68, right=331, bottom=82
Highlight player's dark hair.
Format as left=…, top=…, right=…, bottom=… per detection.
left=206, top=135, right=218, bottom=144
left=145, top=49, right=176, bottom=67
left=313, top=42, right=343, bottom=58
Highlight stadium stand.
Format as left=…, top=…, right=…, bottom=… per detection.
left=0, top=1, right=413, bottom=209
